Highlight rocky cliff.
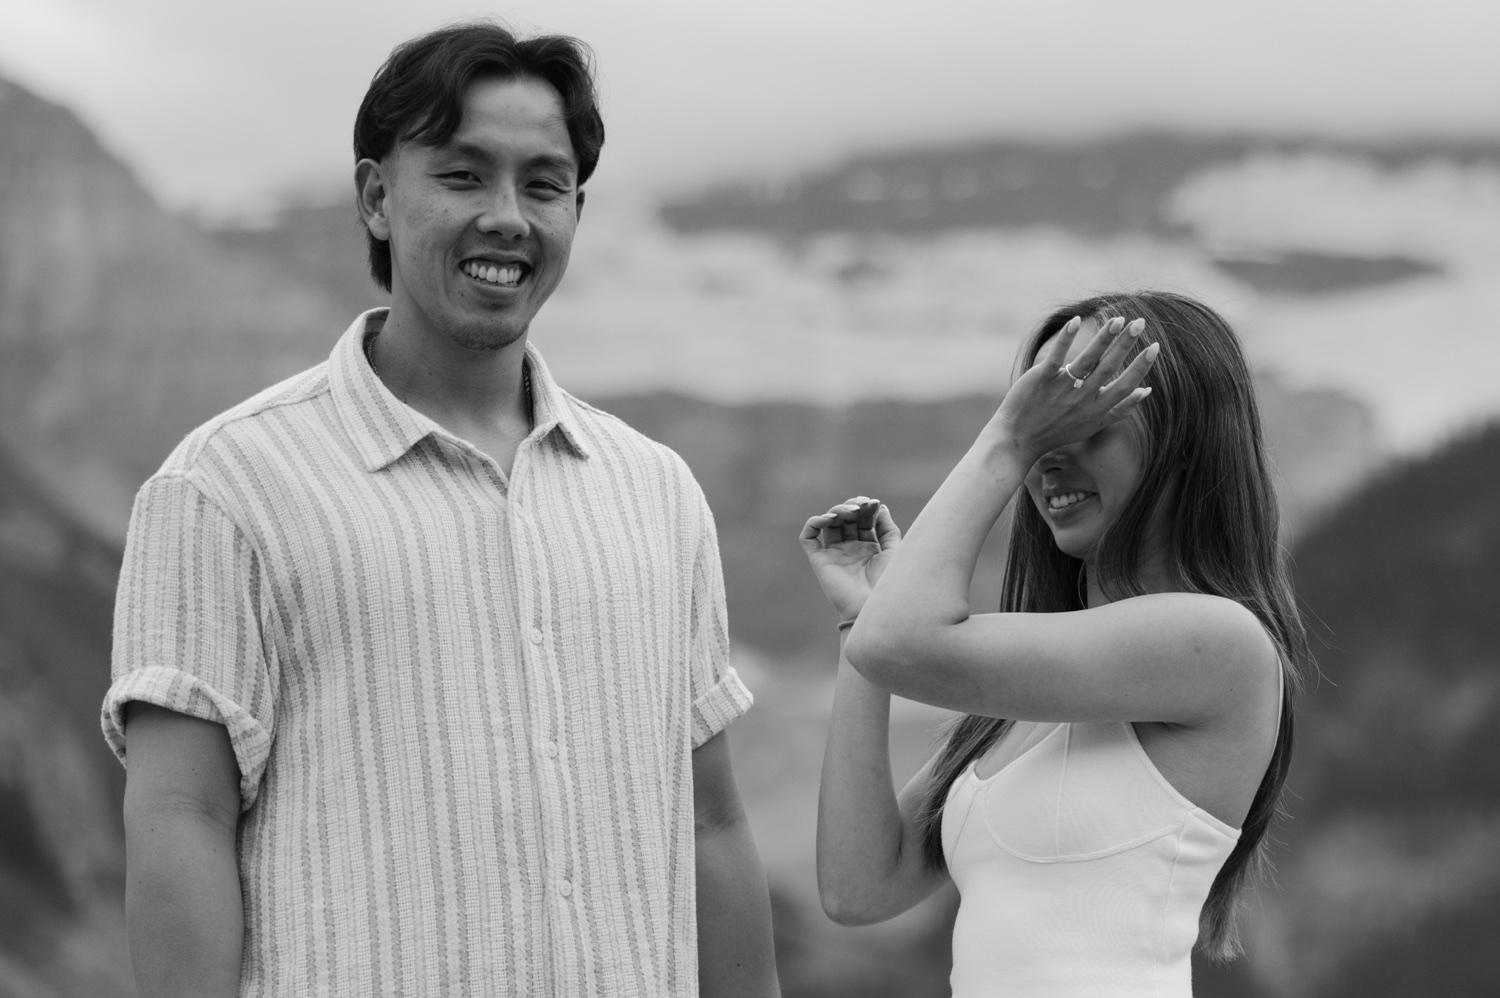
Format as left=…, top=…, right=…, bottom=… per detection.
left=0, top=445, right=131, bottom=997
left=0, top=79, right=345, bottom=539
left=1258, top=420, right=1500, bottom=997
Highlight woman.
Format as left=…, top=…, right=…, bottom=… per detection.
left=800, top=291, right=1307, bottom=996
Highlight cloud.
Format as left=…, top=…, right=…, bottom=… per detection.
left=2, top=0, right=1497, bottom=213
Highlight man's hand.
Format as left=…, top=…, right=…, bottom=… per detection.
left=693, top=731, right=780, bottom=998
left=122, top=703, right=244, bottom=998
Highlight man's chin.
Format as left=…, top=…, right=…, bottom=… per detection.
left=445, top=316, right=530, bottom=353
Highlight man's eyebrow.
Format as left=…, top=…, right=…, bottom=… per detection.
left=527, top=152, right=579, bottom=175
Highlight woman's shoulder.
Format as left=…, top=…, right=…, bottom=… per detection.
left=1113, top=592, right=1280, bottom=676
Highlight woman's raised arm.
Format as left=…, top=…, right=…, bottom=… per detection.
left=839, top=317, right=1277, bottom=727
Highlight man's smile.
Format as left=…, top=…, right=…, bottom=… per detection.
left=461, top=258, right=530, bottom=288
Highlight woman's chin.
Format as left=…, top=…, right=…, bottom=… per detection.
left=1046, top=528, right=1097, bottom=562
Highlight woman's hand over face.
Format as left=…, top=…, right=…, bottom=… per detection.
left=798, top=498, right=903, bottom=623
left=992, top=316, right=1160, bottom=462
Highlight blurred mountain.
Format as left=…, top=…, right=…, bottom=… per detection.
left=0, top=77, right=346, bottom=539
left=1256, top=419, right=1500, bottom=998
left=1209, top=251, right=1440, bottom=295
left=602, top=381, right=1375, bottom=657
left=660, top=132, right=1500, bottom=237
left=208, top=202, right=387, bottom=320
left=659, top=132, right=1500, bottom=296
left=0, top=444, right=132, bottom=997
left=212, top=134, right=1500, bottom=334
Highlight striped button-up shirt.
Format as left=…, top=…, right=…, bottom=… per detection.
left=102, top=309, right=753, bottom=997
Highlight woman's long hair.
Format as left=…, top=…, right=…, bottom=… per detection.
left=914, top=290, right=1309, bottom=960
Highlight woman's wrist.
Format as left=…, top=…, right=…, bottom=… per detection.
left=831, top=596, right=866, bottom=626
left=974, top=424, right=1041, bottom=472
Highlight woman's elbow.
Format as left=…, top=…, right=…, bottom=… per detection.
left=844, top=621, right=916, bottom=689
left=818, top=885, right=890, bottom=927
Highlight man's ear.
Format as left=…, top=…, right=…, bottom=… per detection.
left=355, top=158, right=391, bottom=241
left=575, top=188, right=586, bottom=221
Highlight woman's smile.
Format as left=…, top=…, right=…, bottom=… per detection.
left=1046, top=490, right=1097, bottom=514
left=1037, top=481, right=1106, bottom=543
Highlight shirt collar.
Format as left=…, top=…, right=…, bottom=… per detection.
left=523, top=341, right=592, bottom=461
left=329, top=308, right=591, bottom=473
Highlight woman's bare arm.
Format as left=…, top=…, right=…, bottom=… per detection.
left=816, top=637, right=946, bottom=925
left=800, top=500, right=946, bottom=924
left=852, top=589, right=1277, bottom=724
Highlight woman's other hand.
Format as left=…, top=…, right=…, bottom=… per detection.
left=799, top=497, right=902, bottom=622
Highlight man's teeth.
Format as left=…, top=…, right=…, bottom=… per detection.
left=463, top=261, right=524, bottom=286
left=1048, top=491, right=1094, bottom=510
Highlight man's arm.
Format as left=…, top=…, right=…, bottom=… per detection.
left=692, top=730, right=780, bottom=998
left=122, top=702, right=244, bottom=998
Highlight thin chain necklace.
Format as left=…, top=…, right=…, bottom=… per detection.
left=365, top=333, right=534, bottom=425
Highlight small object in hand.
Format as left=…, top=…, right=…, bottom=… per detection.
left=1062, top=362, right=1087, bottom=389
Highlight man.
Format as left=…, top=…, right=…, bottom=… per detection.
left=102, top=21, right=780, bottom=997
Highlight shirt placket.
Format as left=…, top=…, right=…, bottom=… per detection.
left=507, top=449, right=587, bottom=995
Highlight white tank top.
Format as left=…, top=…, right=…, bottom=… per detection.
left=942, top=720, right=1240, bottom=997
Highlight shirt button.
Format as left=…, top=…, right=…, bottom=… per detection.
left=543, top=741, right=559, bottom=758
left=558, top=879, right=573, bottom=897
left=528, top=628, right=544, bottom=645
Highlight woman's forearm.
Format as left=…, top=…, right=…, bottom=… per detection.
left=852, top=431, right=1031, bottom=660
left=815, top=636, right=941, bottom=924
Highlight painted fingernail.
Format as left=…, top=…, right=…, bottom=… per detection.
left=1128, top=319, right=1146, bottom=336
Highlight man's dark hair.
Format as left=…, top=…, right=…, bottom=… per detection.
left=353, top=20, right=605, bottom=291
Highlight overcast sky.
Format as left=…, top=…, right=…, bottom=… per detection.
left=4, top=0, right=1498, bottom=217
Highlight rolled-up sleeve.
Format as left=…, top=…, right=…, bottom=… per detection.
left=686, top=490, right=752, bottom=748
left=101, top=472, right=276, bottom=810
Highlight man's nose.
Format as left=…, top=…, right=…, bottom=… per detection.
left=476, top=185, right=529, bottom=239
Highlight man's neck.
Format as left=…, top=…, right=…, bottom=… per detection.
left=368, top=307, right=533, bottom=458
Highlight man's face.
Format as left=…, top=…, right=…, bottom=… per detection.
left=363, top=75, right=581, bottom=352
